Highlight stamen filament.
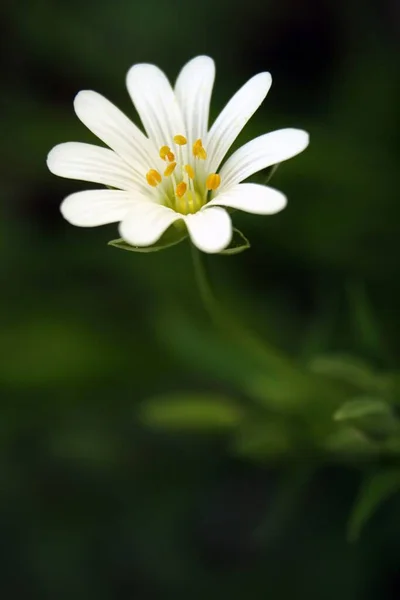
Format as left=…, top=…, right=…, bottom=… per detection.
left=183, top=164, right=195, bottom=195
left=184, top=164, right=195, bottom=179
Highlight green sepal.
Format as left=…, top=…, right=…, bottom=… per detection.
left=263, top=163, right=280, bottom=184
left=219, top=228, right=250, bottom=255
left=108, top=225, right=187, bottom=253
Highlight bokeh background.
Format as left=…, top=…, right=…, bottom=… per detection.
left=2, top=0, right=400, bottom=597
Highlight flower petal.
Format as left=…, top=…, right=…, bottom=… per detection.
left=60, top=189, right=138, bottom=226
left=47, top=142, right=146, bottom=192
left=174, top=56, right=215, bottom=146
left=126, top=63, right=185, bottom=150
left=207, top=183, right=287, bottom=215
left=74, top=90, right=156, bottom=172
left=206, top=72, right=272, bottom=173
left=218, top=128, right=310, bottom=191
left=119, top=202, right=182, bottom=247
left=185, top=207, right=232, bottom=253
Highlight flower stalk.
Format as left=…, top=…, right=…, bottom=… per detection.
left=190, top=242, right=295, bottom=374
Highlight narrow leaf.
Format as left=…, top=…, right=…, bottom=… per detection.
left=139, top=392, right=243, bottom=431
left=334, top=398, right=392, bottom=422
left=326, top=427, right=377, bottom=456
left=309, top=354, right=391, bottom=394
left=348, top=469, right=400, bottom=541
left=334, top=397, right=397, bottom=439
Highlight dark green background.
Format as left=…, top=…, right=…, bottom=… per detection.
left=2, top=0, right=400, bottom=597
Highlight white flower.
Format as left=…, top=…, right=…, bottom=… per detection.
left=47, top=56, right=309, bottom=254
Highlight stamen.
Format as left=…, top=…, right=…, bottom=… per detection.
left=164, top=161, right=177, bottom=177
left=159, top=145, right=171, bottom=161
left=206, top=173, right=221, bottom=191
left=193, top=139, right=207, bottom=160
left=146, top=169, right=162, bottom=187
left=176, top=182, right=187, bottom=198
left=184, top=164, right=195, bottom=179
left=173, top=134, right=187, bottom=146
left=166, top=151, right=175, bottom=162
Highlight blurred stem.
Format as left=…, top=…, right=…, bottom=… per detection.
left=255, top=464, right=316, bottom=544
left=190, top=243, right=295, bottom=374
left=190, top=245, right=349, bottom=420
left=346, top=279, right=389, bottom=363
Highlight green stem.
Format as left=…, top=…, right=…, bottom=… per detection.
left=190, top=243, right=295, bottom=374
left=255, top=464, right=316, bottom=543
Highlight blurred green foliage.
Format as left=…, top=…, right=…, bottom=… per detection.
left=2, top=0, right=400, bottom=597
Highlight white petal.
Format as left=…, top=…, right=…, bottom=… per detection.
left=60, top=189, right=139, bottom=226
left=126, top=63, right=185, bottom=150
left=47, top=142, right=146, bottom=192
left=119, top=202, right=181, bottom=246
left=174, top=56, right=215, bottom=146
left=74, top=91, right=156, bottom=172
left=218, top=129, right=310, bottom=191
left=207, top=183, right=287, bottom=215
left=184, top=207, right=232, bottom=254
left=205, top=72, right=272, bottom=173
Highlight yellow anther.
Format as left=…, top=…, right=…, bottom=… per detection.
left=146, top=169, right=162, bottom=187
left=164, top=161, right=177, bottom=177
left=195, top=146, right=207, bottom=159
left=176, top=182, right=187, bottom=198
left=159, top=145, right=171, bottom=160
left=166, top=151, right=175, bottom=162
left=193, top=138, right=207, bottom=160
left=206, top=173, right=221, bottom=191
left=173, top=134, right=187, bottom=146
left=184, top=164, right=195, bottom=179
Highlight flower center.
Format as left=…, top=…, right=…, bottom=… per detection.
left=145, top=135, right=221, bottom=215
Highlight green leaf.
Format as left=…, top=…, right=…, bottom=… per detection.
left=334, top=397, right=392, bottom=422
left=347, top=469, right=400, bottom=541
left=334, top=397, right=397, bottom=439
left=139, top=392, right=243, bottom=431
left=108, top=225, right=187, bottom=253
left=233, top=419, right=292, bottom=461
left=308, top=354, right=391, bottom=395
left=219, top=228, right=250, bottom=255
left=326, top=427, right=377, bottom=456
